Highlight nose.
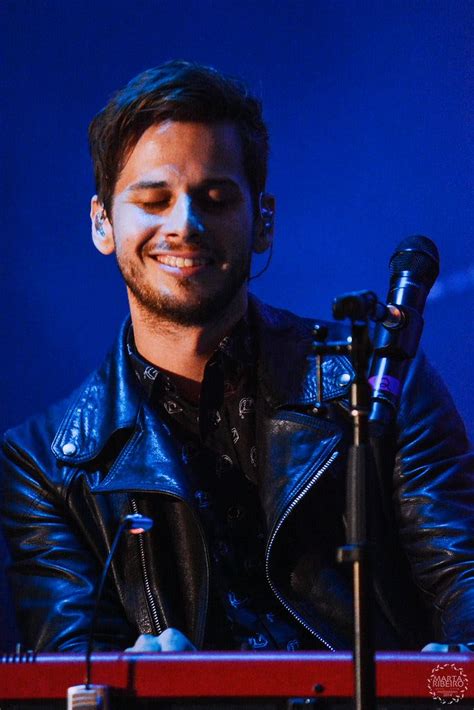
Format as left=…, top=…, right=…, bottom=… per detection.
left=164, top=194, right=204, bottom=241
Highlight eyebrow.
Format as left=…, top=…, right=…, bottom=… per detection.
left=127, top=178, right=241, bottom=192
left=127, top=180, right=168, bottom=191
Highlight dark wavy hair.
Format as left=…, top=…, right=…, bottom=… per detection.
left=89, top=60, right=269, bottom=215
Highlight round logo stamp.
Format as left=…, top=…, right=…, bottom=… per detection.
left=427, top=663, right=468, bottom=704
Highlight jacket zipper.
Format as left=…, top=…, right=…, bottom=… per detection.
left=189, top=505, right=210, bottom=648
left=130, top=495, right=210, bottom=647
left=130, top=497, right=163, bottom=636
left=265, top=450, right=339, bottom=652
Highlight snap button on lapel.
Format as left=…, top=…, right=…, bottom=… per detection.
left=338, top=372, right=351, bottom=386
left=62, top=442, right=77, bottom=456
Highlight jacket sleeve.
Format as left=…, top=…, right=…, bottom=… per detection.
left=394, top=350, right=474, bottom=644
left=0, top=435, right=135, bottom=653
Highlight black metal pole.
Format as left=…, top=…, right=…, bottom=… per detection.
left=337, top=321, right=376, bottom=710
left=313, top=306, right=377, bottom=710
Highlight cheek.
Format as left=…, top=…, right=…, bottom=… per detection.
left=214, top=209, right=254, bottom=242
left=112, top=208, right=161, bottom=248
left=120, top=205, right=160, bottom=230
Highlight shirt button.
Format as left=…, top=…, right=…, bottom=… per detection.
left=62, top=442, right=77, bottom=456
left=338, top=372, right=351, bottom=386
left=227, top=505, right=244, bottom=521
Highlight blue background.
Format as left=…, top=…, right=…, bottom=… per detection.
left=0, top=0, right=472, bottom=648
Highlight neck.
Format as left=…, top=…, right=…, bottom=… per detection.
left=129, top=292, right=248, bottom=385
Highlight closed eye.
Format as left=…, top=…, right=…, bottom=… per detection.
left=196, top=186, right=241, bottom=210
left=141, top=199, right=170, bottom=210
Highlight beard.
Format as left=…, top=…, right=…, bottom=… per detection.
left=115, top=251, right=252, bottom=327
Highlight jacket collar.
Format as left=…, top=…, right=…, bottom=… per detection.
left=52, top=297, right=353, bottom=464
left=248, top=296, right=354, bottom=409
left=51, top=317, right=142, bottom=464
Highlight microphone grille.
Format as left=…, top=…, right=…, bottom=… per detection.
left=389, top=235, right=440, bottom=287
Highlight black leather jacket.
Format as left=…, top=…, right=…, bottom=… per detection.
left=1, top=298, right=473, bottom=652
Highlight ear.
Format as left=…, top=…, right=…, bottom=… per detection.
left=253, top=193, right=275, bottom=254
left=90, top=195, right=114, bottom=255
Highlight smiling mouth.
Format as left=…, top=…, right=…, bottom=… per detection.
left=152, top=254, right=213, bottom=268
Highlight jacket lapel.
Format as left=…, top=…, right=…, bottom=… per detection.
left=249, top=296, right=351, bottom=529
left=257, top=410, right=342, bottom=534
left=51, top=318, right=192, bottom=501
left=91, top=404, right=192, bottom=502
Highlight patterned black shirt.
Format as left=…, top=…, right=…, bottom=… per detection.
left=127, top=321, right=315, bottom=651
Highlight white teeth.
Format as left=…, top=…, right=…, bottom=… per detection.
left=155, top=255, right=209, bottom=267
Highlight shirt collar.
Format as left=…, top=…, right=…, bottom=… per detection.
left=126, top=315, right=254, bottom=402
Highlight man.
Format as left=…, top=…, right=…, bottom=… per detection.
left=1, top=61, right=473, bottom=654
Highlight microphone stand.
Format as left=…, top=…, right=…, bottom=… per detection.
left=337, top=319, right=376, bottom=710
left=84, top=518, right=129, bottom=691
left=313, top=292, right=379, bottom=710
left=67, top=513, right=153, bottom=710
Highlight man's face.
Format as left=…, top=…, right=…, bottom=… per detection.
left=96, top=121, right=258, bottom=326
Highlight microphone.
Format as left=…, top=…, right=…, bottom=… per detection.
left=67, top=513, right=153, bottom=710
left=369, top=235, right=439, bottom=436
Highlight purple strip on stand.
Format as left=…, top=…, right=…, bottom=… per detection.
left=369, top=374, right=401, bottom=397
